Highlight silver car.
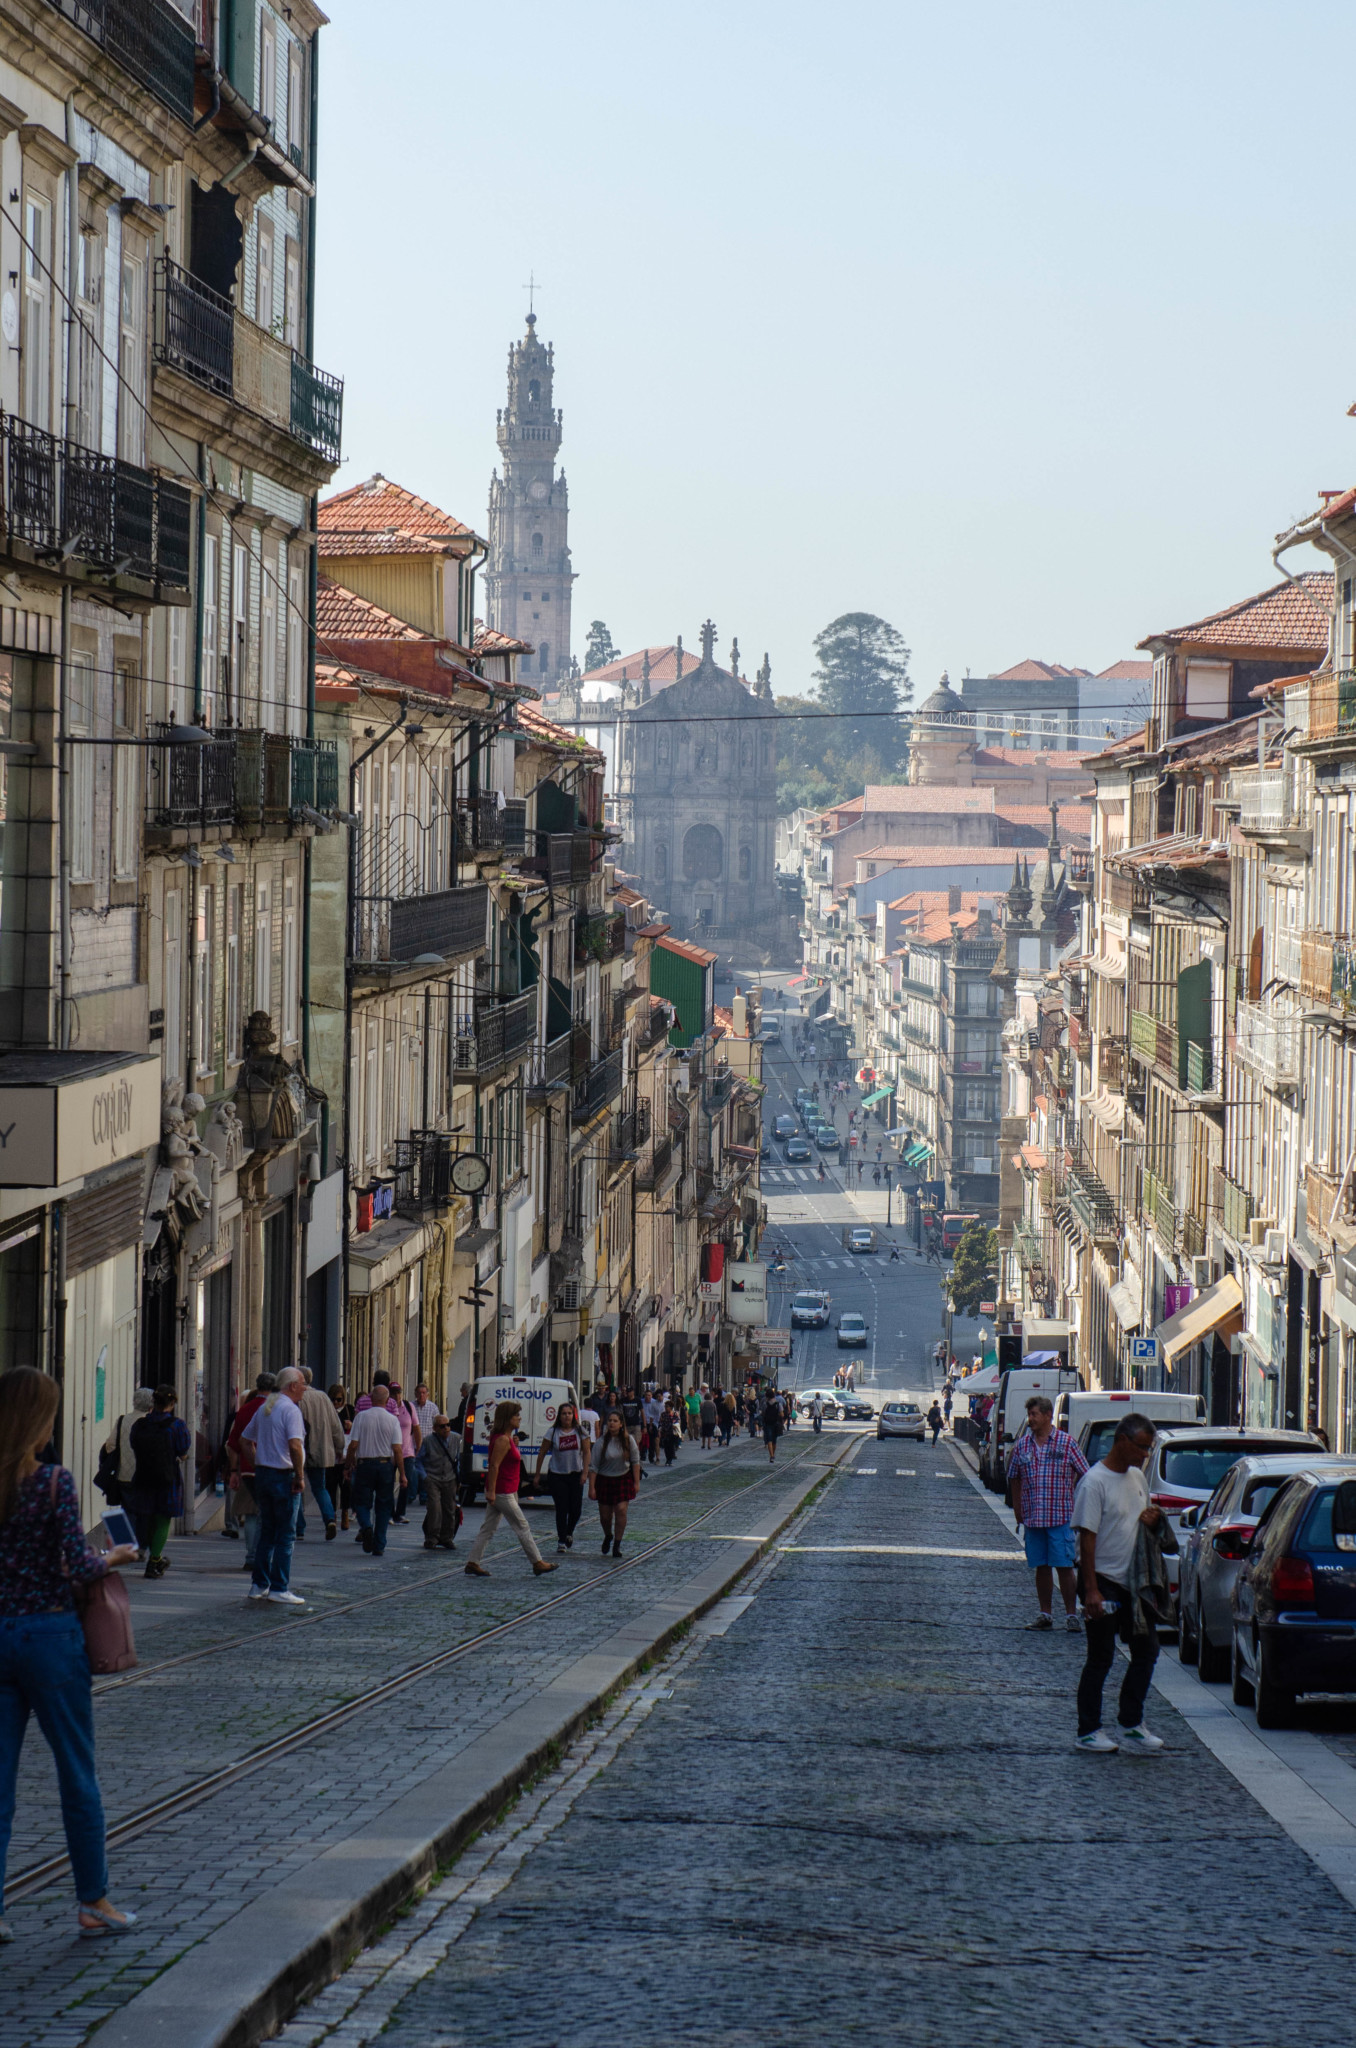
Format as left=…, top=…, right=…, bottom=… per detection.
left=1144, top=1426, right=1325, bottom=1552
left=1178, top=1452, right=1350, bottom=1682
left=877, top=1401, right=925, bottom=1441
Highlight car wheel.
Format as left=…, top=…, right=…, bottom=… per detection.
left=1254, top=1640, right=1296, bottom=1729
left=1197, top=1602, right=1230, bottom=1685
left=1178, top=1593, right=1198, bottom=1666
left=1230, top=1631, right=1255, bottom=1708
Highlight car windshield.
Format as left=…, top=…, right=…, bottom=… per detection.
left=1160, top=1441, right=1295, bottom=1492
left=793, top=1295, right=822, bottom=1310
left=841, top=1315, right=865, bottom=1329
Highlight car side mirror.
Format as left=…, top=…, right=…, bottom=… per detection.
left=1180, top=1505, right=1199, bottom=1530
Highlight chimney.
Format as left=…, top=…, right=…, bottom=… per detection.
left=732, top=992, right=747, bottom=1038
left=947, top=885, right=962, bottom=913
left=977, top=906, right=992, bottom=936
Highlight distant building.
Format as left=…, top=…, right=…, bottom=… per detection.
left=486, top=314, right=575, bottom=683
left=960, top=659, right=1086, bottom=750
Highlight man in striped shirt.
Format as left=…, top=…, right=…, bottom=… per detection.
left=1008, top=1395, right=1088, bottom=1632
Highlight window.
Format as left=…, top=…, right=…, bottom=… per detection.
left=282, top=869, right=298, bottom=1044
left=260, top=553, right=276, bottom=716
left=286, top=561, right=303, bottom=732
left=531, top=531, right=543, bottom=556
left=259, top=11, right=276, bottom=126
left=254, top=879, right=271, bottom=1019
left=256, top=216, right=275, bottom=334
left=118, top=250, right=146, bottom=463
left=284, top=241, right=301, bottom=351
left=232, top=542, right=248, bottom=719
left=537, top=642, right=550, bottom=676
left=22, top=194, right=50, bottom=430
left=195, top=884, right=214, bottom=1077
left=164, top=889, right=183, bottom=1081
left=112, top=664, right=137, bottom=881
left=76, top=228, right=102, bottom=449
left=225, top=884, right=242, bottom=1061
left=167, top=606, right=187, bottom=726
left=364, top=1040, right=378, bottom=1166
left=286, top=39, right=305, bottom=159
left=203, top=533, right=219, bottom=725
left=68, top=653, right=95, bottom=882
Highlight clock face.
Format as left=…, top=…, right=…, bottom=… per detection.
left=450, top=1152, right=491, bottom=1197
left=529, top=480, right=548, bottom=502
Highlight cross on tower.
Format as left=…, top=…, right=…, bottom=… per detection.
left=523, top=271, right=540, bottom=318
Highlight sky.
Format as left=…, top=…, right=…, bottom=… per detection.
left=314, top=0, right=1355, bottom=707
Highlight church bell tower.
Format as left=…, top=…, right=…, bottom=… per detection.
left=486, top=313, right=576, bottom=683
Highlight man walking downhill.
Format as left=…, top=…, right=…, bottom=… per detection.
left=421, top=1413, right=461, bottom=1551
left=241, top=1366, right=307, bottom=1606
left=1072, top=1413, right=1164, bottom=1756
left=298, top=1368, right=345, bottom=1540
left=346, top=1384, right=407, bottom=1558
left=1008, top=1394, right=1087, bottom=1632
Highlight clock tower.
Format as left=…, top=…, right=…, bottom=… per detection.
left=486, top=313, right=576, bottom=684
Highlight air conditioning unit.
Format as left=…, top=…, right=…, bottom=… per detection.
left=1191, top=1256, right=1217, bottom=1291
left=555, top=1279, right=581, bottom=1311
left=1262, top=1228, right=1287, bottom=1265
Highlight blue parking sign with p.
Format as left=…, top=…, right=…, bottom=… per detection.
left=1129, top=1337, right=1157, bottom=1363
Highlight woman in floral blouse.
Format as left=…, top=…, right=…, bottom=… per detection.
left=0, top=1367, right=138, bottom=1941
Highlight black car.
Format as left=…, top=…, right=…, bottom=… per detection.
left=1231, top=1462, right=1356, bottom=1726
left=837, top=1394, right=875, bottom=1420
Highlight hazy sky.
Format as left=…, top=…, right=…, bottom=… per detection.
left=314, top=0, right=1354, bottom=705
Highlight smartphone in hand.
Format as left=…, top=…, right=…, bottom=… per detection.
left=101, top=1506, right=137, bottom=1551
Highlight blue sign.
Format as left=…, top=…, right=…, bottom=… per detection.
left=1129, top=1336, right=1158, bottom=1363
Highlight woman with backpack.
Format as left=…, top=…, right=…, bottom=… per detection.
left=590, top=1410, right=641, bottom=1559
left=761, top=1388, right=784, bottom=1464
left=126, top=1386, right=192, bottom=1581
left=97, top=1389, right=152, bottom=1546
left=0, top=1366, right=139, bottom=1941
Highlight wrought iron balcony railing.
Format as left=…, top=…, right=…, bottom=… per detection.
left=352, top=882, right=488, bottom=969
left=526, top=1031, right=572, bottom=1091
left=0, top=414, right=190, bottom=590
left=520, top=829, right=594, bottom=887
left=572, top=1046, right=623, bottom=1123
left=1233, top=997, right=1302, bottom=1090
left=147, top=729, right=235, bottom=829
left=392, top=1130, right=456, bottom=1218
left=454, top=991, right=536, bottom=1077
left=47, top=0, right=195, bottom=123
left=149, top=727, right=336, bottom=835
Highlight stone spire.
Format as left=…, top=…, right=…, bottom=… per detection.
left=1006, top=850, right=1033, bottom=930
left=699, top=619, right=717, bottom=665
left=755, top=653, right=772, bottom=700
left=640, top=648, right=651, bottom=703
left=675, top=634, right=684, bottom=680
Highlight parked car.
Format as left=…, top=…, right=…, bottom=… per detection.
left=878, top=1401, right=925, bottom=1440
left=836, top=1312, right=868, bottom=1348
left=1231, top=1464, right=1356, bottom=1726
left=797, top=1388, right=842, bottom=1421
left=838, top=1394, right=875, bottom=1419
left=847, top=1228, right=875, bottom=1253
left=1179, top=1453, right=1344, bottom=1682
left=784, top=1138, right=812, bottom=1163
left=816, top=1126, right=841, bottom=1156
left=773, top=1115, right=797, bottom=1140
left=790, top=1290, right=831, bottom=1328
left=1145, top=1426, right=1325, bottom=1550
left=1058, top=1389, right=1205, bottom=1449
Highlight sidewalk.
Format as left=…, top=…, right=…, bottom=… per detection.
left=3, top=1429, right=852, bottom=2048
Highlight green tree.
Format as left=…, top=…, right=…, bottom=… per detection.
left=948, top=1220, right=998, bottom=1318
left=583, top=620, right=619, bottom=673
left=812, top=612, right=912, bottom=768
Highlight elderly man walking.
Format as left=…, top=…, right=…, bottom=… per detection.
left=298, top=1368, right=345, bottom=1540
left=1007, top=1393, right=1088, bottom=1632
left=421, top=1413, right=462, bottom=1551
left=241, top=1366, right=307, bottom=1606
left=345, top=1384, right=407, bottom=1558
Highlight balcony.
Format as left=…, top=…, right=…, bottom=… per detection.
left=526, top=1032, right=572, bottom=1092
left=154, top=260, right=344, bottom=468
left=1233, top=997, right=1302, bottom=1090
left=520, top=829, right=594, bottom=887
left=637, top=1134, right=673, bottom=1192
left=147, top=730, right=235, bottom=830
left=1307, top=1161, right=1356, bottom=1243
left=1185, top=1039, right=1213, bottom=1094
left=1130, top=1009, right=1177, bottom=1076
left=575, top=912, right=626, bottom=964
left=392, top=1131, right=456, bottom=1218
left=1270, top=926, right=1304, bottom=989
left=1234, top=768, right=1291, bottom=835
left=1067, top=847, right=1092, bottom=890
left=1143, top=1168, right=1178, bottom=1250
left=1304, top=672, right=1356, bottom=744
left=572, top=1046, right=623, bottom=1123
left=47, top=0, right=195, bottom=124
left=454, top=992, right=536, bottom=1078
left=1104, top=869, right=1151, bottom=917
left=0, top=415, right=190, bottom=595
left=353, top=882, right=488, bottom=972
left=1215, top=1169, right=1253, bottom=1244
left=148, top=727, right=337, bottom=839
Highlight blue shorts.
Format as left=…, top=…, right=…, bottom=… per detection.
left=1023, top=1523, right=1077, bottom=1569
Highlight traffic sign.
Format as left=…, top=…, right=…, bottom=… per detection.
left=752, top=1327, right=792, bottom=1357
left=1129, top=1336, right=1158, bottom=1364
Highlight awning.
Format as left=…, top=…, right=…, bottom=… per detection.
left=1152, top=1273, right=1243, bottom=1366
left=1109, top=1278, right=1141, bottom=1332
left=904, top=1141, right=934, bottom=1167
left=861, top=1086, right=893, bottom=1108
left=724, top=1143, right=758, bottom=1161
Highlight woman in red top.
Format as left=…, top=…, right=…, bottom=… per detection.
left=464, top=1403, right=557, bottom=1580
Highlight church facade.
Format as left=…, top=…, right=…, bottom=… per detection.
left=486, top=314, right=575, bottom=683
left=616, top=624, right=780, bottom=946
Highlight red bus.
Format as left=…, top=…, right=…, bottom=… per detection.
left=941, top=1212, right=981, bottom=1254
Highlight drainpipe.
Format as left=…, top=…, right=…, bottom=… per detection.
left=63, top=98, right=78, bottom=447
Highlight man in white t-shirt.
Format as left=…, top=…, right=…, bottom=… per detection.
left=1071, top=1413, right=1164, bottom=1757
left=344, top=1385, right=407, bottom=1558
left=241, top=1366, right=307, bottom=1606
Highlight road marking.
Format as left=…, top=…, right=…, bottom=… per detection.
left=778, top=1544, right=1025, bottom=1559
left=895, top=1468, right=916, bottom=1476
left=852, top=1467, right=878, bottom=1475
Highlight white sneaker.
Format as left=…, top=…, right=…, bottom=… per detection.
left=267, top=1590, right=306, bottom=1606
left=1074, top=1729, right=1119, bottom=1754
left=246, top=1586, right=269, bottom=1600
left=1117, top=1723, right=1164, bottom=1754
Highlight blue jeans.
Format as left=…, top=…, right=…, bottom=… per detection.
left=0, top=1612, right=108, bottom=1905
left=353, top=1460, right=395, bottom=1554
left=298, top=1467, right=335, bottom=1535
left=252, top=1467, right=300, bottom=1592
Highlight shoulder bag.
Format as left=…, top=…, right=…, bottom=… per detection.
left=50, top=1468, right=138, bottom=1674
left=94, top=1417, right=124, bottom=1505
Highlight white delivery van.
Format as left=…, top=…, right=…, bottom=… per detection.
left=1055, top=1388, right=1205, bottom=1465
left=980, top=1363, right=1083, bottom=1494
left=459, top=1374, right=578, bottom=1502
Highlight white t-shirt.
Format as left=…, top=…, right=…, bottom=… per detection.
left=415, top=1398, right=438, bottom=1440
left=578, top=1408, right=601, bottom=1446
left=1072, top=1461, right=1150, bottom=1586
left=349, top=1407, right=404, bottom=1461
left=241, top=1393, right=306, bottom=1471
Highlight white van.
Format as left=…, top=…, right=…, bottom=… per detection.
left=459, top=1374, right=578, bottom=1501
left=1055, top=1388, right=1205, bottom=1465
left=979, top=1364, right=1083, bottom=1493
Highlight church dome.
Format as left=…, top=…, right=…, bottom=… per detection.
left=917, top=671, right=965, bottom=720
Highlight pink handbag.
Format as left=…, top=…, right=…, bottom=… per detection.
left=50, top=1469, right=138, bottom=1674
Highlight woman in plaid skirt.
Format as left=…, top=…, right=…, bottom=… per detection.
left=590, top=1411, right=640, bottom=1559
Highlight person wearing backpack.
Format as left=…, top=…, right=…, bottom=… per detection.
left=96, top=1389, right=152, bottom=1535
left=126, top=1387, right=192, bottom=1581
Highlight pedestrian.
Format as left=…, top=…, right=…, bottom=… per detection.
left=1008, top=1394, right=1088, bottom=1632
left=642, top=1388, right=663, bottom=1464
left=0, top=1366, right=140, bottom=1942
left=720, top=1391, right=737, bottom=1446
left=926, top=1400, right=944, bottom=1447
left=297, top=1369, right=344, bottom=1542
left=810, top=1392, right=823, bottom=1435
left=226, top=1373, right=274, bottom=1574
left=464, top=1402, right=556, bottom=1578
left=888, top=1241, right=900, bottom=1261
left=746, top=1391, right=760, bottom=1440
left=659, top=1402, right=680, bottom=1466
left=241, top=1366, right=307, bottom=1605
left=761, top=1388, right=784, bottom=1464
left=385, top=1382, right=421, bottom=1525
left=412, top=1382, right=439, bottom=1505
left=345, top=1385, right=408, bottom=1560
left=534, top=1399, right=589, bottom=1555
left=590, top=1411, right=641, bottom=1559
left=1072, top=1413, right=1164, bottom=1755
left=452, top=1382, right=471, bottom=1434
left=125, top=1385, right=191, bottom=1581
left=684, top=1385, right=701, bottom=1441
left=942, top=1386, right=953, bottom=1429
left=99, top=1387, right=152, bottom=1541
left=420, top=1413, right=462, bottom=1551
left=699, top=1390, right=718, bottom=1450
left=328, top=1383, right=355, bottom=1531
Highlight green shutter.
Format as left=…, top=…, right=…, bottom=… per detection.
left=1177, top=960, right=1211, bottom=1089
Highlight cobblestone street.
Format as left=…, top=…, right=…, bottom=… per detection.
left=283, top=1442, right=1356, bottom=2048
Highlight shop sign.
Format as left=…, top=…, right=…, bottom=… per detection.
left=0, top=1055, right=161, bottom=1187
left=725, top=1261, right=768, bottom=1325
left=752, top=1327, right=791, bottom=1357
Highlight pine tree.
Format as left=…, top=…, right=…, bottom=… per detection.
left=584, top=620, right=619, bottom=673
left=812, top=612, right=912, bottom=768
left=948, top=1220, right=998, bottom=1318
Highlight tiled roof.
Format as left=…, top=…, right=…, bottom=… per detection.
left=887, top=888, right=992, bottom=914
left=990, top=659, right=1090, bottom=682
left=657, top=935, right=719, bottom=967
left=971, top=746, right=1095, bottom=768
left=859, top=784, right=995, bottom=814
left=319, top=474, right=476, bottom=543
left=1095, top=659, right=1153, bottom=681
left=858, top=844, right=1019, bottom=867
left=581, top=643, right=741, bottom=687
left=1163, top=712, right=1262, bottom=768
left=995, top=802, right=1093, bottom=840
left=899, top=907, right=980, bottom=943
left=517, top=703, right=604, bottom=763
left=316, top=576, right=424, bottom=643
left=474, top=621, right=534, bottom=655
left=1140, top=573, right=1332, bottom=653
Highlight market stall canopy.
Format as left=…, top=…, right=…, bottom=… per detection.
left=1152, top=1273, right=1243, bottom=1367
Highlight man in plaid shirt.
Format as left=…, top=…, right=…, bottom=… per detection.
left=1008, top=1394, right=1088, bottom=1632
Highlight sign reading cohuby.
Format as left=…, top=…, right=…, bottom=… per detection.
left=0, top=1055, right=161, bottom=1187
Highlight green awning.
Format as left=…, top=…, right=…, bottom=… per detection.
left=861, top=1086, right=893, bottom=1108
left=904, top=1141, right=934, bottom=1167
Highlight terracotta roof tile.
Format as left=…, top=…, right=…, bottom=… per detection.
left=474, top=621, right=534, bottom=655
left=517, top=703, right=604, bottom=763
left=971, top=746, right=1096, bottom=768
left=860, top=784, right=995, bottom=813
left=858, top=844, right=1026, bottom=867
left=989, top=658, right=1090, bottom=682
left=581, top=643, right=732, bottom=687
left=657, top=935, right=718, bottom=967
left=1140, top=573, right=1332, bottom=654
left=319, top=474, right=477, bottom=544
left=316, top=576, right=424, bottom=643
left=1095, top=659, right=1153, bottom=681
